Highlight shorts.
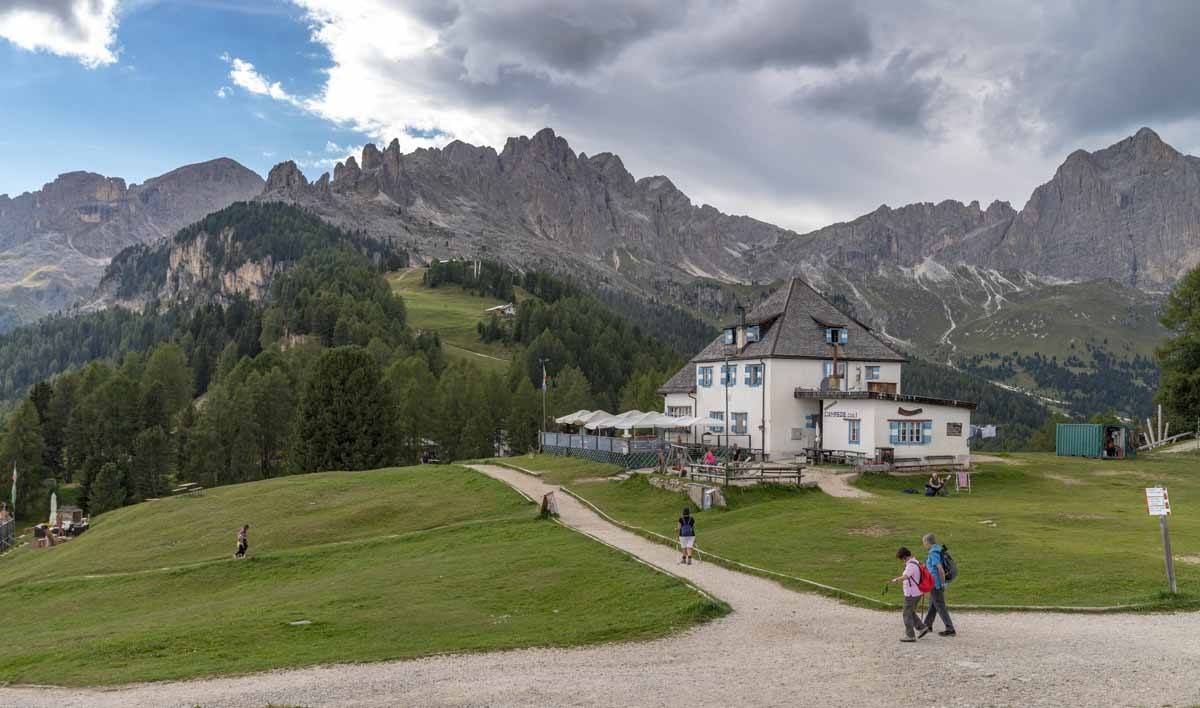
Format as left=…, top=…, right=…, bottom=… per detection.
left=679, top=536, right=695, bottom=549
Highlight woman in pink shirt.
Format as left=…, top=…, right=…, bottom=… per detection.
left=890, top=546, right=929, bottom=642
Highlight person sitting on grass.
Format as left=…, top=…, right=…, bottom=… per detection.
left=925, top=472, right=946, bottom=497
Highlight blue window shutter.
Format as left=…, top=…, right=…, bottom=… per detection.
left=840, top=328, right=848, bottom=344
left=823, top=361, right=832, bottom=377
left=824, top=329, right=832, bottom=344
left=889, top=421, right=899, bottom=445
left=921, top=421, right=932, bottom=445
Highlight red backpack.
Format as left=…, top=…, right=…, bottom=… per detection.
left=909, top=559, right=935, bottom=594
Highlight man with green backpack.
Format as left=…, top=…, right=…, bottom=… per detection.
left=921, top=532, right=957, bottom=637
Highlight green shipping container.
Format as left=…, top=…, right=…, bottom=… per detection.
left=1055, top=423, right=1137, bottom=459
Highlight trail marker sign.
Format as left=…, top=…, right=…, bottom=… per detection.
left=1146, top=487, right=1176, bottom=594
left=1145, top=487, right=1171, bottom=516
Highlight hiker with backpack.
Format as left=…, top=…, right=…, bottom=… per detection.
left=677, top=508, right=696, bottom=565
left=922, top=533, right=957, bottom=636
left=890, top=546, right=933, bottom=642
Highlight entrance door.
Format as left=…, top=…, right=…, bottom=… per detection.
left=868, top=382, right=897, bottom=395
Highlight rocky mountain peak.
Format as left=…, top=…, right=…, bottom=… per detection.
left=265, top=160, right=309, bottom=193
left=361, top=143, right=383, bottom=171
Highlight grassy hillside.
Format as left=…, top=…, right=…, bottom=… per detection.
left=0, top=466, right=721, bottom=685
left=387, top=267, right=513, bottom=372
left=522, top=453, right=1200, bottom=609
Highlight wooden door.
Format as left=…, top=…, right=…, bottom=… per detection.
left=868, top=382, right=897, bottom=395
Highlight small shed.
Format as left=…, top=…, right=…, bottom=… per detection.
left=1055, top=423, right=1137, bottom=459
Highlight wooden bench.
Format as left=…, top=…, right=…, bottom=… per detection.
left=172, top=482, right=204, bottom=496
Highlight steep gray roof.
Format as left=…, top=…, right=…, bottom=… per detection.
left=691, top=278, right=906, bottom=363
left=656, top=361, right=696, bottom=395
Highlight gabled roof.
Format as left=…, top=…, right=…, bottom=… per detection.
left=657, top=361, right=696, bottom=395
left=690, top=278, right=906, bottom=363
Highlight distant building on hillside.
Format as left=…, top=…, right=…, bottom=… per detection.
left=484, top=302, right=516, bottom=317
left=657, top=278, right=975, bottom=466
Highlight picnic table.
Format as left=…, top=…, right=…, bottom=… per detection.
left=172, top=482, right=204, bottom=496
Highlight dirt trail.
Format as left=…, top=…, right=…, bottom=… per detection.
left=4, top=464, right=1198, bottom=708
left=803, top=466, right=874, bottom=498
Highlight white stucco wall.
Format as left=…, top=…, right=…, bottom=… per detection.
left=817, top=398, right=972, bottom=461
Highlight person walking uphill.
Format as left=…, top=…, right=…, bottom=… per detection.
left=234, top=524, right=249, bottom=559
left=890, top=547, right=931, bottom=642
left=922, top=533, right=957, bottom=636
left=678, top=508, right=696, bottom=565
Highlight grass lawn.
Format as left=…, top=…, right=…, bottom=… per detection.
left=0, top=466, right=723, bottom=686
left=388, top=267, right=514, bottom=372
left=550, top=452, right=1200, bottom=609
left=490, top=453, right=623, bottom=485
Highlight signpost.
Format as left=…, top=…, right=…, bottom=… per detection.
left=1145, top=487, right=1176, bottom=594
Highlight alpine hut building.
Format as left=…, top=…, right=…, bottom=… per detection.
left=657, top=278, right=975, bottom=467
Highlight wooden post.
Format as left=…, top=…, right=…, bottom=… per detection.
left=1146, top=417, right=1156, bottom=445
left=1160, top=515, right=1177, bottom=594
left=1158, top=404, right=1164, bottom=447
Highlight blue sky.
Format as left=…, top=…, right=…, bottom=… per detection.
left=0, top=0, right=367, bottom=197
left=4, top=1, right=1200, bottom=232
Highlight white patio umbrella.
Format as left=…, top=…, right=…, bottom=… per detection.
left=49, top=491, right=57, bottom=527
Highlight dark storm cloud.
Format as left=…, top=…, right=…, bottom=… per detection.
left=442, top=1, right=687, bottom=77
left=0, top=0, right=102, bottom=41
left=683, top=0, right=872, bottom=71
left=789, top=49, right=943, bottom=134
left=993, top=2, right=1200, bottom=147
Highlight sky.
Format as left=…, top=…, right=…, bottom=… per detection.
left=4, top=1, right=1200, bottom=233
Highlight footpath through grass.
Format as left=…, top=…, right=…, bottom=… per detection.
left=0, top=465, right=722, bottom=686
left=492, top=453, right=623, bottom=485
left=387, top=268, right=514, bottom=371
left=530, top=453, right=1200, bottom=609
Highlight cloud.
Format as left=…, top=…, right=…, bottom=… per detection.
left=790, top=49, right=944, bottom=134
left=0, top=0, right=120, bottom=68
left=225, top=55, right=302, bottom=105
left=215, top=85, right=231, bottom=98
left=238, top=0, right=1200, bottom=234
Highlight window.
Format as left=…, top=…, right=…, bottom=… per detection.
left=946, top=422, right=963, bottom=437
left=889, top=420, right=931, bottom=445
left=848, top=419, right=861, bottom=445
left=720, top=364, right=737, bottom=386
left=804, top=414, right=817, bottom=430
left=866, top=366, right=880, bottom=380
left=668, top=405, right=693, bottom=417
left=731, top=412, right=748, bottom=435
left=790, top=428, right=805, bottom=441
left=708, top=411, right=725, bottom=433
left=824, top=327, right=848, bottom=345
left=723, top=328, right=735, bottom=345
left=746, top=325, right=761, bottom=342
left=744, top=363, right=764, bottom=386
left=823, top=361, right=847, bottom=378
left=697, top=366, right=713, bottom=388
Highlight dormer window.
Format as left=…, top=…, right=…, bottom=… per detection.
left=825, top=327, right=848, bottom=345
left=723, top=328, right=735, bottom=345
left=746, top=325, right=761, bottom=342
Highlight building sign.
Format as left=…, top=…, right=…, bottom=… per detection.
left=1146, top=487, right=1171, bottom=516
left=946, top=422, right=963, bottom=437
left=825, top=410, right=860, bottom=420
left=897, top=407, right=924, bottom=416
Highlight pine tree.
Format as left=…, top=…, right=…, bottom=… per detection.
left=130, top=427, right=170, bottom=501
left=460, top=408, right=496, bottom=459
left=507, top=378, right=541, bottom=454
left=142, top=342, right=194, bottom=418
left=89, top=462, right=127, bottom=515
left=1, top=400, right=48, bottom=519
left=551, top=366, right=595, bottom=417
left=296, top=346, right=396, bottom=472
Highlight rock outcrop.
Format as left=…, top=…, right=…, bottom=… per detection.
left=0, top=158, right=263, bottom=326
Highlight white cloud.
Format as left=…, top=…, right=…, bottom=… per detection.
left=0, top=0, right=120, bottom=68
left=215, top=86, right=231, bottom=98
left=225, top=55, right=302, bottom=105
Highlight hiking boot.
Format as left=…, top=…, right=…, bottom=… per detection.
left=686, top=557, right=692, bottom=565
left=899, top=637, right=916, bottom=643
left=918, top=627, right=932, bottom=638
left=938, top=630, right=957, bottom=637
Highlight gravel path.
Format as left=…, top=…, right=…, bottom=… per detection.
left=5, top=464, right=1198, bottom=708
left=804, top=467, right=874, bottom=498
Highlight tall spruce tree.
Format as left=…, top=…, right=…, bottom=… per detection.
left=89, top=462, right=127, bottom=515
left=296, top=346, right=396, bottom=471
left=1157, top=266, right=1200, bottom=425
left=1, top=400, right=48, bottom=518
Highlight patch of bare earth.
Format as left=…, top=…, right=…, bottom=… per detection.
left=1177, top=555, right=1200, bottom=565
left=847, top=525, right=895, bottom=537
left=972, top=454, right=1025, bottom=465
left=1055, top=513, right=1114, bottom=522
left=1045, top=473, right=1086, bottom=486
